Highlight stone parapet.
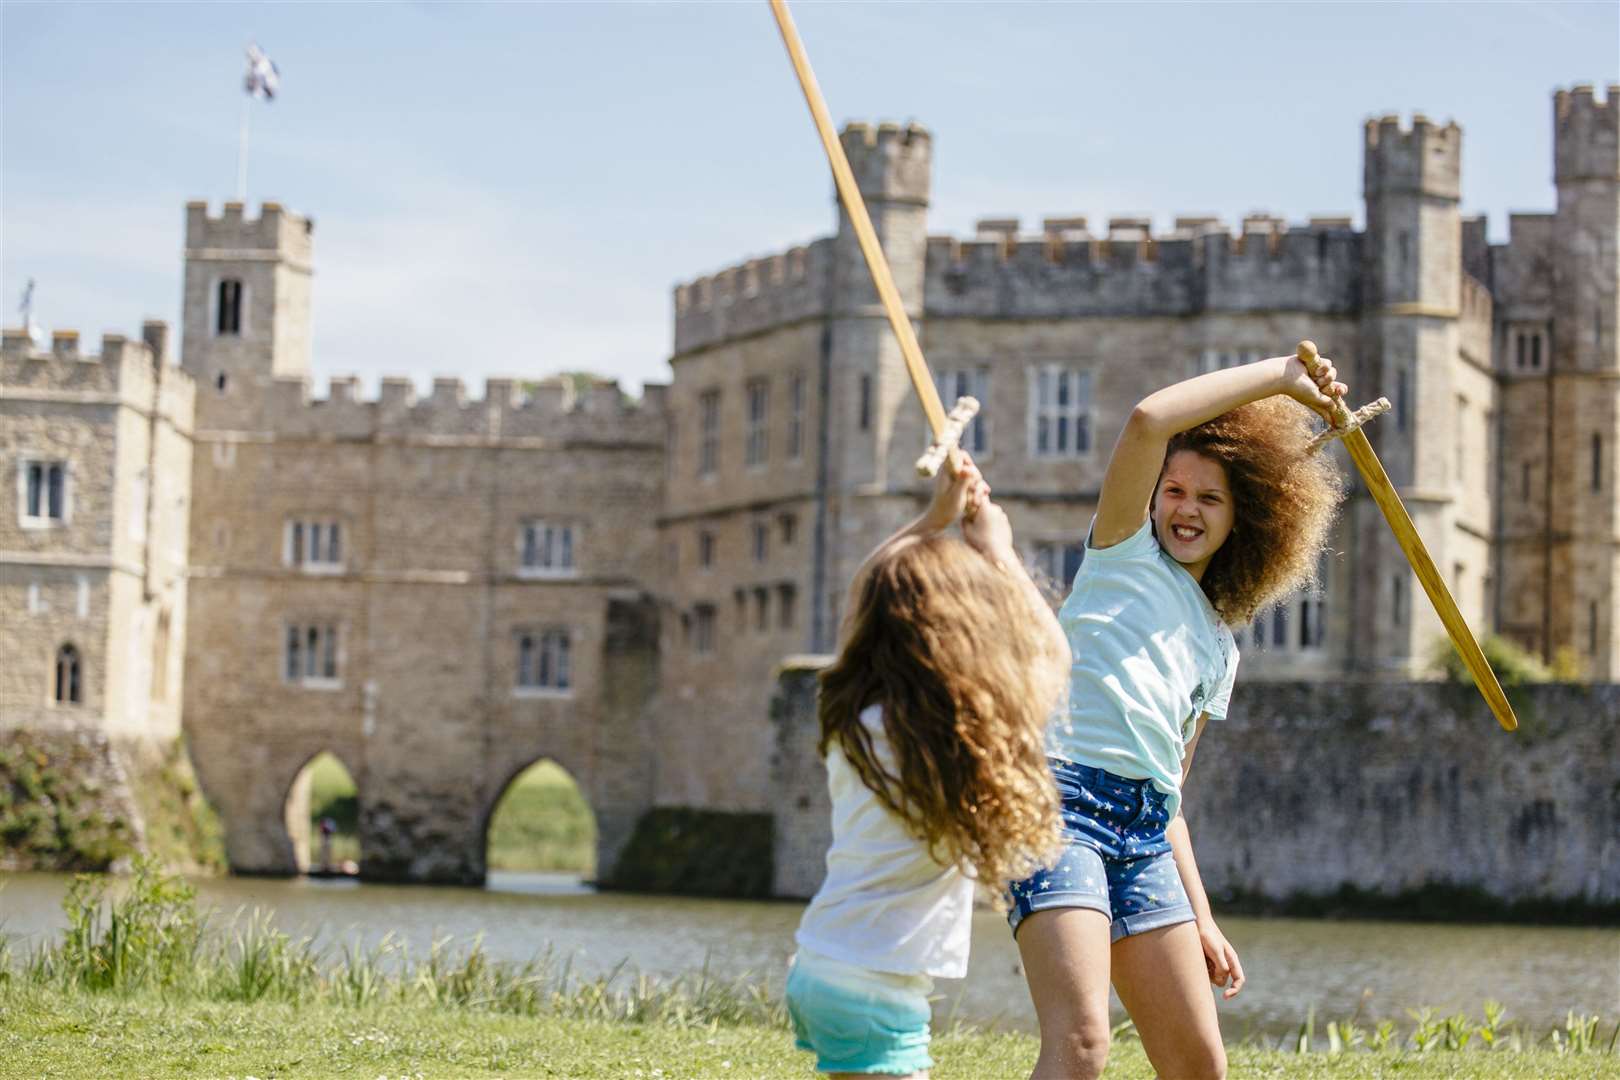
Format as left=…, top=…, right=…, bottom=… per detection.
left=230, top=373, right=668, bottom=444
left=923, top=217, right=1362, bottom=318
left=673, top=239, right=834, bottom=355
left=1, top=325, right=192, bottom=426
left=1364, top=113, right=1462, bottom=200
left=1555, top=83, right=1620, bottom=183
left=184, top=200, right=313, bottom=268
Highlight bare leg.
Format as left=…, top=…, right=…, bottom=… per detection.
left=1015, top=908, right=1113, bottom=1080
left=1111, top=921, right=1226, bottom=1080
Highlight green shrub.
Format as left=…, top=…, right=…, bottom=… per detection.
left=1429, top=633, right=1554, bottom=687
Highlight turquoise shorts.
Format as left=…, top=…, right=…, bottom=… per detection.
left=785, top=949, right=934, bottom=1075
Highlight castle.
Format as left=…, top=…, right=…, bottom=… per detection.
left=2, top=84, right=1615, bottom=885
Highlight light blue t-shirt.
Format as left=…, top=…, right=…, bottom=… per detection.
left=1049, top=516, right=1239, bottom=821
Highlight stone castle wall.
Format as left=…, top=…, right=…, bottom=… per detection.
left=771, top=663, right=1619, bottom=904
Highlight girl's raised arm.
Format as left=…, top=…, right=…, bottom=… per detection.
left=1090, top=354, right=1345, bottom=550
left=835, top=456, right=984, bottom=648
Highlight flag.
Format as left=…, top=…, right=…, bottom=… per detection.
left=19, top=279, right=44, bottom=350
left=244, top=43, right=280, bottom=101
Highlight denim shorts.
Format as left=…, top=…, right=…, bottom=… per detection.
left=786, top=948, right=934, bottom=1075
left=1007, top=758, right=1194, bottom=943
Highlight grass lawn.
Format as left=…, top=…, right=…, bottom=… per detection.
left=0, top=983, right=1608, bottom=1080
left=303, top=757, right=595, bottom=874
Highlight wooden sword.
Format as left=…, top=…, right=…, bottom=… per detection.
left=768, top=0, right=975, bottom=479
left=1299, top=340, right=1517, bottom=732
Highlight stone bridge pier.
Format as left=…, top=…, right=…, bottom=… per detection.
left=187, top=596, right=660, bottom=885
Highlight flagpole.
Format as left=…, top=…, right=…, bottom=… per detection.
left=236, top=93, right=251, bottom=203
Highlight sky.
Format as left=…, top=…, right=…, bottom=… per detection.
left=2, top=2, right=1616, bottom=395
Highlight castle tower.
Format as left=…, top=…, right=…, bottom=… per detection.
left=1548, top=84, right=1620, bottom=677
left=1356, top=115, right=1468, bottom=673
left=827, top=122, right=933, bottom=492
left=820, top=122, right=932, bottom=647
left=180, top=201, right=313, bottom=430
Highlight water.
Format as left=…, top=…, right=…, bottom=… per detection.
left=2, top=870, right=1614, bottom=1038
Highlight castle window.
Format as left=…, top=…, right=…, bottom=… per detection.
left=1030, top=365, right=1092, bottom=458
left=1395, top=367, right=1409, bottom=433
left=787, top=373, right=806, bottom=460
left=779, top=513, right=797, bottom=546
left=858, top=374, right=872, bottom=433
left=698, top=530, right=715, bottom=570
left=216, top=372, right=229, bottom=393
left=516, top=628, right=571, bottom=693
left=1392, top=575, right=1406, bottom=627
left=1594, top=433, right=1604, bottom=492
left=1030, top=540, right=1084, bottom=590
left=754, top=587, right=769, bottom=632
left=745, top=378, right=769, bottom=467
left=753, top=522, right=768, bottom=563
left=19, top=460, right=68, bottom=526
left=698, top=389, right=720, bottom=478
left=54, top=644, right=82, bottom=705
left=778, top=583, right=797, bottom=630
left=283, top=622, right=340, bottom=687
left=1531, top=332, right=1542, bottom=369
left=936, top=367, right=991, bottom=455
left=1515, top=332, right=1527, bottom=370
left=693, top=604, right=716, bottom=654
left=1522, top=460, right=1531, bottom=499
left=286, top=520, right=344, bottom=570
left=519, top=521, right=575, bottom=577
left=216, top=279, right=243, bottom=336
left=152, top=609, right=172, bottom=704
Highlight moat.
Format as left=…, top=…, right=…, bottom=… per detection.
left=2, top=870, right=1612, bottom=1038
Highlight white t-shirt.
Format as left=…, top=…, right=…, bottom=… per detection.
left=1050, top=516, right=1239, bottom=821
left=794, top=704, right=975, bottom=980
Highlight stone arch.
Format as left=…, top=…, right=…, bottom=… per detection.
left=479, top=755, right=598, bottom=880
left=284, top=749, right=362, bottom=875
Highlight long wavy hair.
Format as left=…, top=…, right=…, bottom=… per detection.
left=1162, top=396, right=1346, bottom=626
left=818, top=534, right=1064, bottom=899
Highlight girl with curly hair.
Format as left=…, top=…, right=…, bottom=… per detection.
left=1010, top=353, right=1348, bottom=1080
left=788, top=454, right=1070, bottom=1079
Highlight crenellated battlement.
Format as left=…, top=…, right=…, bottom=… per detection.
left=672, top=239, right=834, bottom=354
left=839, top=121, right=931, bottom=205
left=1555, top=83, right=1620, bottom=183
left=244, top=372, right=668, bottom=445
left=923, top=214, right=1363, bottom=318
left=185, top=199, right=313, bottom=266
left=1364, top=113, right=1462, bottom=200
left=1, top=324, right=192, bottom=421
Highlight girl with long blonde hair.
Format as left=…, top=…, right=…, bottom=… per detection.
left=1010, top=353, right=1348, bottom=1080
left=787, top=455, right=1069, bottom=1079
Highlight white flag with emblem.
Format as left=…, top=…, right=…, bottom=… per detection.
left=244, top=43, right=279, bottom=101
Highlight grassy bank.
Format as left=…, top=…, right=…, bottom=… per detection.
left=1, top=863, right=1612, bottom=1078
left=6, top=985, right=1613, bottom=1079
left=306, top=757, right=594, bottom=874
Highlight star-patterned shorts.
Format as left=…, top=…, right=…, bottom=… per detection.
left=1006, top=758, right=1195, bottom=942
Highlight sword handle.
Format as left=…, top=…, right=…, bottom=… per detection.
left=1297, top=340, right=1356, bottom=430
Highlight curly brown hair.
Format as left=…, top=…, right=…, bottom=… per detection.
left=1161, top=396, right=1346, bottom=626
left=818, top=534, right=1063, bottom=900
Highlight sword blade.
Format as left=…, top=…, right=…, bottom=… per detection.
left=1341, top=426, right=1518, bottom=731
left=767, top=0, right=949, bottom=440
